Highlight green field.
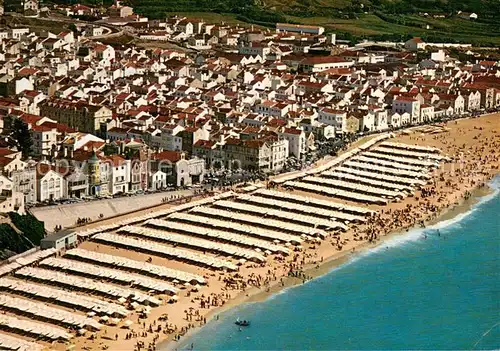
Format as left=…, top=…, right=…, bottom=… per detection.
left=144, top=10, right=500, bottom=46
left=164, top=12, right=250, bottom=26
left=130, top=0, right=500, bottom=46
left=284, top=13, right=500, bottom=45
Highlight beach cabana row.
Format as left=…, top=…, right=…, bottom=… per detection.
left=302, top=176, right=405, bottom=199
left=40, top=257, right=177, bottom=295
left=343, top=160, right=431, bottom=180
left=372, top=146, right=445, bottom=161
left=336, top=166, right=427, bottom=187
left=0, top=294, right=102, bottom=331
left=303, top=133, right=393, bottom=177
left=92, top=233, right=238, bottom=271
left=14, top=267, right=160, bottom=306
left=64, top=248, right=205, bottom=285
left=0, top=313, right=72, bottom=342
left=379, top=141, right=441, bottom=154
left=0, top=249, right=59, bottom=278
left=321, top=171, right=414, bottom=192
left=214, top=200, right=354, bottom=230
left=270, top=134, right=392, bottom=184
left=0, top=262, right=22, bottom=278
left=254, top=189, right=373, bottom=215
left=283, top=181, right=389, bottom=205
left=188, top=206, right=329, bottom=236
left=352, top=155, right=428, bottom=172
left=119, top=225, right=267, bottom=263
left=0, top=278, right=128, bottom=317
left=239, top=194, right=364, bottom=224
left=75, top=224, right=122, bottom=239
left=239, top=184, right=265, bottom=193
left=362, top=151, right=439, bottom=168
left=146, top=218, right=290, bottom=255
left=0, top=332, right=46, bottom=351
left=166, top=212, right=303, bottom=244
left=12, top=248, right=58, bottom=267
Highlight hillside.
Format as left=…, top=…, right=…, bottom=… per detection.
left=0, top=213, right=46, bottom=260
left=126, top=0, right=500, bottom=45
left=130, top=0, right=500, bottom=20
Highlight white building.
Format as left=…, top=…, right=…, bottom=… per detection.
left=392, top=96, right=421, bottom=124
left=41, top=232, right=77, bottom=250
left=36, top=166, right=66, bottom=202
left=373, top=109, right=388, bottom=131
left=404, top=37, right=426, bottom=51
left=0, top=175, right=24, bottom=214
left=31, top=124, right=58, bottom=157
left=107, top=156, right=131, bottom=194
left=239, top=43, right=271, bottom=60
left=318, top=108, right=347, bottom=133
left=276, top=23, right=324, bottom=35
left=149, top=170, right=167, bottom=190
left=420, top=104, right=435, bottom=122
left=431, top=50, right=446, bottom=62
left=300, top=56, right=354, bottom=73
left=269, top=138, right=289, bottom=172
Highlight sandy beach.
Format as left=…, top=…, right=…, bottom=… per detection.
left=85, top=114, right=500, bottom=351
left=4, top=114, right=498, bottom=351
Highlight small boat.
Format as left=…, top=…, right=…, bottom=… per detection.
left=235, top=318, right=250, bottom=327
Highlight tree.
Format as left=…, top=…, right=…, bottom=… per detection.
left=69, top=23, right=79, bottom=38
left=10, top=119, right=33, bottom=159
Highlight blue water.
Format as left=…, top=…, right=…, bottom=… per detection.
left=177, top=177, right=500, bottom=351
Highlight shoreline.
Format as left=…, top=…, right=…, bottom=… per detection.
left=14, top=113, right=497, bottom=351
left=164, top=176, right=498, bottom=351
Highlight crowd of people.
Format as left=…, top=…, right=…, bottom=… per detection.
left=70, top=117, right=500, bottom=351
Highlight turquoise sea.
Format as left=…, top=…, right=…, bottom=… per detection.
left=175, top=176, right=500, bottom=351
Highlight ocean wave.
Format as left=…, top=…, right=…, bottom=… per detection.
left=188, top=175, right=500, bottom=321
left=346, top=174, right=500, bottom=263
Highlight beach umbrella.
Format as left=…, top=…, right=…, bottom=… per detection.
left=264, top=250, right=272, bottom=255
left=99, top=315, right=109, bottom=322
left=273, top=240, right=280, bottom=244
left=118, top=297, right=127, bottom=304
left=172, top=279, right=180, bottom=284
left=86, top=311, right=96, bottom=317
left=124, top=320, right=133, bottom=327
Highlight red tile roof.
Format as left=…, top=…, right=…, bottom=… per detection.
left=152, top=151, right=182, bottom=162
